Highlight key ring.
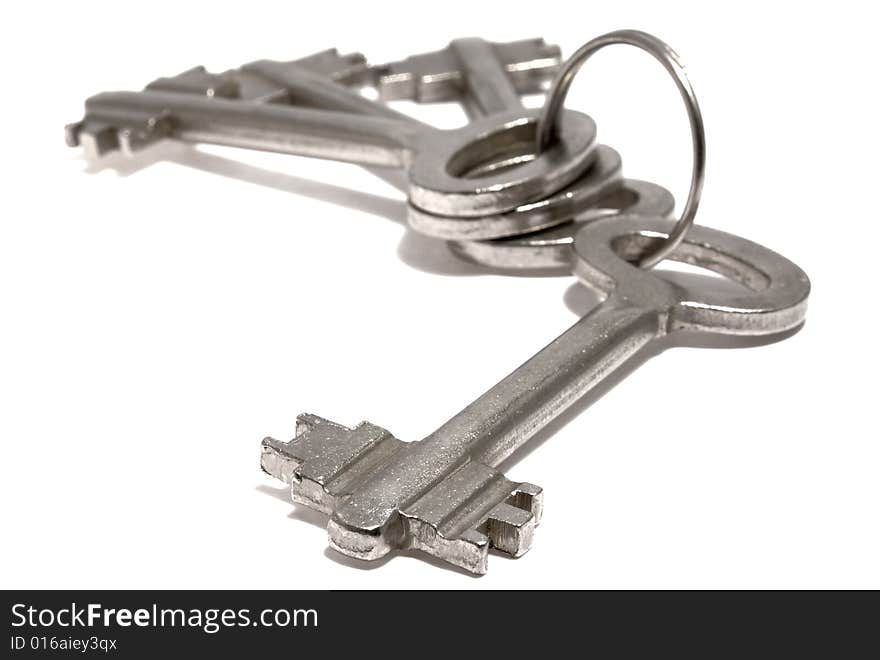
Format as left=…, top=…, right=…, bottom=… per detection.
left=536, top=29, right=706, bottom=269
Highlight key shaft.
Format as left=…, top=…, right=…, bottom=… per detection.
left=79, top=90, right=420, bottom=167
left=432, top=301, right=659, bottom=468
left=69, top=84, right=599, bottom=219
left=446, top=38, right=525, bottom=117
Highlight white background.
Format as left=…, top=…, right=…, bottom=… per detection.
left=2, top=1, right=878, bottom=589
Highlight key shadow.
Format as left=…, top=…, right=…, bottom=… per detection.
left=256, top=484, right=331, bottom=527
left=74, top=143, right=564, bottom=278
left=323, top=547, right=483, bottom=578
left=496, top=274, right=806, bottom=473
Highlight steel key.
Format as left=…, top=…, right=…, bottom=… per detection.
left=261, top=215, right=810, bottom=573
left=67, top=81, right=598, bottom=218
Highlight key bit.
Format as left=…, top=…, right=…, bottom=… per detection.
left=64, top=110, right=176, bottom=159
left=262, top=414, right=542, bottom=574
left=373, top=37, right=561, bottom=108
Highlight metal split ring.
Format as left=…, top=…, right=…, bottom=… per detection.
left=536, top=29, right=706, bottom=268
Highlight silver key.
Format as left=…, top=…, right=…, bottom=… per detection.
left=66, top=75, right=598, bottom=219
left=449, top=179, right=675, bottom=272
left=261, top=215, right=810, bottom=573
left=373, top=38, right=625, bottom=240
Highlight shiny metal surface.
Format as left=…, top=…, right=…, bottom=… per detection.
left=67, top=50, right=598, bottom=218
left=262, top=215, right=810, bottom=573
left=448, top=179, right=674, bottom=271
left=537, top=30, right=705, bottom=267
left=407, top=145, right=622, bottom=239
left=407, top=108, right=597, bottom=218
left=374, top=38, right=623, bottom=239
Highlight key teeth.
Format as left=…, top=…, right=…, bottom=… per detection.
left=262, top=413, right=405, bottom=517
left=295, top=412, right=341, bottom=437
left=401, top=482, right=542, bottom=574
left=74, top=123, right=120, bottom=159
left=397, top=462, right=544, bottom=573
left=262, top=417, right=544, bottom=574
left=64, top=122, right=83, bottom=147
left=463, top=482, right=542, bottom=562
left=510, top=482, right=544, bottom=526
left=404, top=517, right=491, bottom=575
left=420, top=483, right=541, bottom=573
left=370, top=45, right=457, bottom=103
left=260, top=436, right=302, bottom=484
left=260, top=413, right=351, bottom=483
left=485, top=493, right=539, bottom=558
left=370, top=66, right=414, bottom=103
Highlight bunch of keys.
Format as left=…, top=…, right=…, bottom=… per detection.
left=68, top=30, right=810, bottom=574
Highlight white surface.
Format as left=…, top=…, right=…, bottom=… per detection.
left=1, top=0, right=877, bottom=589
